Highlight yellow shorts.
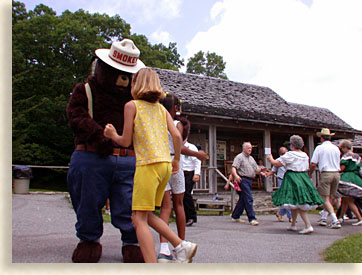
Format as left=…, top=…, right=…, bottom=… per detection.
left=132, top=162, right=172, bottom=211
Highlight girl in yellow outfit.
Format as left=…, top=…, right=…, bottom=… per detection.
left=104, top=68, right=197, bottom=263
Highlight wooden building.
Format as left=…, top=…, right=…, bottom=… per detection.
left=154, top=68, right=362, bottom=193
left=352, top=134, right=362, bottom=155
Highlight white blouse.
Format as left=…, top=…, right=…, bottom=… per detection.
left=279, top=151, right=309, bottom=172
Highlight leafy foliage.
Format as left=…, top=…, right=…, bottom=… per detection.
left=12, top=1, right=184, bottom=169
left=186, top=50, right=227, bottom=79
left=129, top=34, right=184, bottom=70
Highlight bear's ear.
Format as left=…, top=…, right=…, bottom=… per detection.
left=115, top=74, right=130, bottom=88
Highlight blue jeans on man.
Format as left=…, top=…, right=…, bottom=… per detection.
left=277, top=178, right=292, bottom=219
left=231, top=177, right=256, bottom=222
left=67, top=150, right=137, bottom=244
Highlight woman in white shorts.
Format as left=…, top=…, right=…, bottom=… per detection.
left=157, top=93, right=208, bottom=263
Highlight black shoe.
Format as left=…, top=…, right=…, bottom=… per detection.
left=186, top=219, right=194, bottom=227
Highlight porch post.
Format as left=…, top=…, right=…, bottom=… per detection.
left=208, top=125, right=217, bottom=194
left=308, top=134, right=317, bottom=187
left=263, top=129, right=273, bottom=192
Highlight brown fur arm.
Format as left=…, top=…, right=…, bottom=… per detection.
left=66, top=83, right=113, bottom=156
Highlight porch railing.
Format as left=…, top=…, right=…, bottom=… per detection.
left=194, top=166, right=209, bottom=191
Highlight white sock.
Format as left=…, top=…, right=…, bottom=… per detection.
left=174, top=242, right=182, bottom=251
left=321, top=210, right=329, bottom=220
left=160, top=242, right=171, bottom=255
left=330, top=213, right=338, bottom=223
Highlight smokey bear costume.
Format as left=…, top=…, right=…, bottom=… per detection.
left=66, top=39, right=145, bottom=263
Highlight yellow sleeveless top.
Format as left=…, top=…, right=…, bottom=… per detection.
left=132, top=100, right=171, bottom=166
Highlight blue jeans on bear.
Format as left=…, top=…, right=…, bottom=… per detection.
left=231, top=177, right=256, bottom=222
left=67, top=150, right=137, bottom=244
left=277, top=178, right=292, bottom=219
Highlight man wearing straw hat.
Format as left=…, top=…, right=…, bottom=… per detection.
left=309, top=128, right=341, bottom=229
left=67, top=39, right=145, bottom=262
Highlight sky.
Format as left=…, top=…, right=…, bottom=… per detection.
left=19, top=0, right=362, bottom=131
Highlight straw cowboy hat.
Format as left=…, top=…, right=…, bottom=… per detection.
left=95, top=39, right=145, bottom=74
left=316, top=128, right=335, bottom=137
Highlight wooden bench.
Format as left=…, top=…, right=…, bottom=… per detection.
left=196, top=199, right=229, bottom=216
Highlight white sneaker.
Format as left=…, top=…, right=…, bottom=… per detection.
left=327, top=221, right=342, bottom=229
left=287, top=225, right=297, bottom=231
left=343, top=214, right=350, bottom=220
left=318, top=219, right=328, bottom=226
left=352, top=220, right=362, bottom=226
left=231, top=218, right=245, bottom=223
left=298, top=226, right=314, bottom=234
left=319, top=209, right=329, bottom=217
left=157, top=253, right=177, bottom=263
left=174, top=241, right=198, bottom=263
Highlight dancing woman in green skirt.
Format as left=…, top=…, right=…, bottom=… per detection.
left=266, top=135, right=324, bottom=234
left=337, top=139, right=362, bottom=226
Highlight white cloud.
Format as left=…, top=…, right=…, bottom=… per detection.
left=210, top=1, right=225, bottom=20
left=87, top=0, right=182, bottom=23
left=150, top=29, right=173, bottom=45
left=185, top=0, right=362, bottom=130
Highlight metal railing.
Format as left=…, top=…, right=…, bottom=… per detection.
left=194, top=166, right=321, bottom=214
left=12, top=164, right=321, bottom=194
left=214, top=168, right=236, bottom=210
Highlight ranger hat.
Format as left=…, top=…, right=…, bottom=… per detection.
left=95, top=39, right=145, bottom=74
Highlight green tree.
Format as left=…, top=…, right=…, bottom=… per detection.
left=12, top=2, right=133, bottom=166
left=129, top=34, right=184, bottom=70
left=12, top=0, right=27, bottom=24
left=186, top=50, right=227, bottom=79
left=12, top=0, right=184, bottom=168
left=186, top=50, right=205, bottom=75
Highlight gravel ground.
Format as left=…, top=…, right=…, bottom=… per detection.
left=12, top=193, right=362, bottom=263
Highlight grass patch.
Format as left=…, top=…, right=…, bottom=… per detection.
left=102, top=211, right=111, bottom=223
left=322, top=233, right=362, bottom=263
left=101, top=208, right=176, bottom=223
left=154, top=208, right=176, bottom=223
left=102, top=208, right=233, bottom=223
left=29, top=188, right=67, bottom=193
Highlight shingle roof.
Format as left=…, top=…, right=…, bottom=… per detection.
left=154, top=68, right=353, bottom=131
left=288, top=102, right=352, bottom=130
left=353, top=134, right=362, bottom=148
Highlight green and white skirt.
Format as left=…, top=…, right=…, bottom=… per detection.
left=338, top=171, right=362, bottom=198
left=272, top=171, right=325, bottom=211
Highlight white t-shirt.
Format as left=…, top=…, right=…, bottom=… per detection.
left=181, top=142, right=201, bottom=175
left=272, top=157, right=287, bottom=179
left=168, top=120, right=180, bottom=154
left=310, top=141, right=340, bottom=172
left=168, top=120, right=183, bottom=169
left=279, top=151, right=309, bottom=172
